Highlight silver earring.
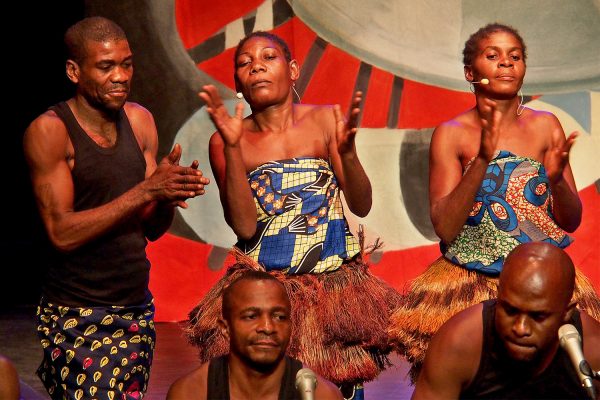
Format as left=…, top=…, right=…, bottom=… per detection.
left=469, top=82, right=475, bottom=93
left=292, top=84, right=301, bottom=103
left=236, top=92, right=244, bottom=99
left=517, top=90, right=525, bottom=116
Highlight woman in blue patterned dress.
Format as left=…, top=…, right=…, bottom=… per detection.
left=186, top=31, right=400, bottom=400
left=388, top=23, right=600, bottom=382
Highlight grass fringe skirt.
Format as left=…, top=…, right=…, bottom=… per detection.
left=185, top=237, right=401, bottom=385
left=388, top=256, right=600, bottom=383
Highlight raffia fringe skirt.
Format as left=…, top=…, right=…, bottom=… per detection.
left=185, top=247, right=402, bottom=385
left=388, top=256, right=600, bottom=382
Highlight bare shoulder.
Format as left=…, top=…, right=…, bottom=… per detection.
left=581, top=311, right=600, bottom=365
left=314, top=373, right=344, bottom=399
left=523, top=108, right=562, bottom=132
left=166, top=362, right=209, bottom=400
left=434, top=108, right=477, bottom=137
left=209, top=130, right=224, bottom=148
left=413, top=303, right=484, bottom=399
left=436, top=303, right=482, bottom=346
left=427, top=302, right=483, bottom=375
left=295, top=103, right=334, bottom=122
left=124, top=101, right=152, bottom=116
left=124, top=101, right=155, bottom=127
left=123, top=102, right=157, bottom=152
left=24, top=109, right=64, bottom=136
left=430, top=109, right=477, bottom=159
left=295, top=104, right=336, bottom=147
left=208, top=131, right=225, bottom=170
left=523, top=107, right=558, bottom=123
left=23, top=109, right=69, bottom=153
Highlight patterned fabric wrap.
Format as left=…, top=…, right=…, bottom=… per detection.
left=236, top=157, right=360, bottom=274
left=36, top=299, right=156, bottom=400
left=443, top=150, right=572, bottom=274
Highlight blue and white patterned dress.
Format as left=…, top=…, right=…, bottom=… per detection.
left=236, top=157, right=360, bottom=274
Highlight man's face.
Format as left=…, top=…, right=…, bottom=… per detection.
left=495, top=278, right=567, bottom=366
left=223, top=279, right=291, bottom=370
left=73, top=39, right=133, bottom=111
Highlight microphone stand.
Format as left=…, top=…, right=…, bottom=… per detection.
left=579, top=359, right=598, bottom=380
left=578, top=360, right=597, bottom=400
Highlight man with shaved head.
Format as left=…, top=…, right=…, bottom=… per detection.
left=412, top=242, right=600, bottom=399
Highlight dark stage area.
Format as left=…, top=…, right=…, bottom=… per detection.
left=0, top=305, right=413, bottom=399
left=3, top=2, right=86, bottom=307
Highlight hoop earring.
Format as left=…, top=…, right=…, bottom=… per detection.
left=517, top=90, right=525, bottom=116
left=292, top=84, right=301, bottom=103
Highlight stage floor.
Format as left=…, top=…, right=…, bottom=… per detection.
left=1, top=304, right=415, bottom=399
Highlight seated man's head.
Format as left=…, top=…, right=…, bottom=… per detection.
left=220, top=270, right=291, bottom=372
left=495, top=242, right=576, bottom=366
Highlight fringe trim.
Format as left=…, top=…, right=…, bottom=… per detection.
left=184, top=230, right=401, bottom=385
left=573, top=270, right=600, bottom=321
left=388, top=257, right=497, bottom=382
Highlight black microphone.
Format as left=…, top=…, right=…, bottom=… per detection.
left=558, top=324, right=597, bottom=399
left=295, top=367, right=317, bottom=400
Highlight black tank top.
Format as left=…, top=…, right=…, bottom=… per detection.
left=42, top=101, right=150, bottom=306
left=461, top=299, right=587, bottom=399
left=207, top=355, right=303, bottom=399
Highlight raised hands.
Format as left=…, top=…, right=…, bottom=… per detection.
left=477, top=96, right=502, bottom=162
left=147, top=143, right=210, bottom=208
left=199, top=85, right=245, bottom=147
left=544, top=131, right=578, bottom=185
left=333, top=91, right=363, bottom=156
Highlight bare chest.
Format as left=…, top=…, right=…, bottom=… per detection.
left=460, top=128, right=548, bottom=168
left=241, top=129, right=329, bottom=172
left=87, top=129, right=118, bottom=148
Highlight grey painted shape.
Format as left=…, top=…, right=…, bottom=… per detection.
left=290, top=0, right=600, bottom=94
left=296, top=36, right=328, bottom=96
left=399, top=129, right=438, bottom=241
left=170, top=210, right=204, bottom=243
left=354, top=62, right=372, bottom=126
left=540, top=92, right=591, bottom=133
left=461, top=0, right=600, bottom=93
left=188, top=32, right=227, bottom=64
left=387, top=76, right=403, bottom=128
left=244, top=15, right=257, bottom=36
left=207, top=246, right=230, bottom=271
left=273, top=0, right=295, bottom=26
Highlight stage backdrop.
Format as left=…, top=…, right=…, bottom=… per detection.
left=87, top=0, right=600, bottom=322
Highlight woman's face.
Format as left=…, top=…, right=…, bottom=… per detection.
left=234, top=36, right=296, bottom=108
left=469, top=31, right=526, bottom=99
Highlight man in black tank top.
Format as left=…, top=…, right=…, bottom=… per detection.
left=22, top=16, right=210, bottom=400
left=167, top=269, right=343, bottom=399
left=412, top=242, right=600, bottom=400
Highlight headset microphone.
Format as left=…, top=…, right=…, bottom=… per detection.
left=472, top=78, right=489, bottom=85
